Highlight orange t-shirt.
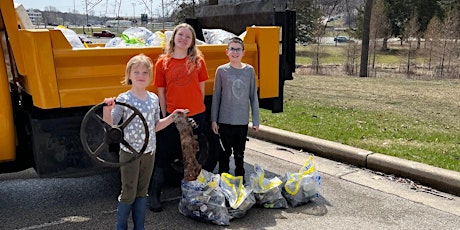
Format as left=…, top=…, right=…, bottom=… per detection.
left=154, top=57, right=209, bottom=116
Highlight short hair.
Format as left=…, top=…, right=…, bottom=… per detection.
left=123, top=53, right=153, bottom=85
left=227, top=36, right=244, bottom=50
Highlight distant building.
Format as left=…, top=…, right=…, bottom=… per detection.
left=26, top=9, right=42, bottom=25
left=219, top=0, right=256, bottom=4
left=105, top=20, right=133, bottom=28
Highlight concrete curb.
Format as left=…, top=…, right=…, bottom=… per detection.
left=248, top=124, right=460, bottom=196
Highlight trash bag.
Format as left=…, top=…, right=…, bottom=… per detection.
left=122, top=27, right=153, bottom=44
left=282, top=155, right=321, bottom=207
left=249, top=164, right=288, bottom=209
left=145, top=31, right=167, bottom=46
left=105, top=37, right=125, bottom=47
left=54, top=25, right=84, bottom=48
left=220, top=173, right=255, bottom=220
left=178, top=170, right=229, bottom=226
left=202, top=29, right=237, bottom=44
left=105, top=27, right=166, bottom=47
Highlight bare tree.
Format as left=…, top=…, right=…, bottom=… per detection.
left=311, top=0, right=343, bottom=75
left=403, top=13, right=419, bottom=78
left=42, top=6, right=60, bottom=27
left=343, top=43, right=360, bottom=75
left=343, top=0, right=356, bottom=29
left=369, top=0, right=388, bottom=71
left=437, top=9, right=460, bottom=78
left=424, top=16, right=442, bottom=71
left=83, top=0, right=102, bottom=32
left=138, top=0, right=154, bottom=19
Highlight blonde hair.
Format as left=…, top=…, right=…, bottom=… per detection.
left=123, top=53, right=153, bottom=85
left=161, top=23, right=203, bottom=73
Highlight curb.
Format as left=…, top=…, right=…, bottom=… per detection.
left=248, top=124, right=460, bottom=196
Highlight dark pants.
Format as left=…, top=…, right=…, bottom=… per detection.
left=218, top=124, right=248, bottom=177
left=154, top=112, right=205, bottom=169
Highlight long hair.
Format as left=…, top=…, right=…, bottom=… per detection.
left=161, top=23, right=203, bottom=73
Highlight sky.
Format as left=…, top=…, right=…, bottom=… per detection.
left=14, top=0, right=162, bottom=18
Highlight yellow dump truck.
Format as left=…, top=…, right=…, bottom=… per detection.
left=0, top=0, right=290, bottom=177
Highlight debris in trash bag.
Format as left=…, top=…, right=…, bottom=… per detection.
left=220, top=173, right=256, bottom=220
left=178, top=170, right=230, bottom=226
left=177, top=157, right=322, bottom=224
left=202, top=29, right=237, bottom=44
left=105, top=27, right=166, bottom=47
left=226, top=192, right=256, bottom=220
left=55, top=25, right=85, bottom=49
left=254, top=186, right=288, bottom=209
left=249, top=164, right=288, bottom=209
left=122, top=27, right=153, bottom=44
left=282, top=155, right=322, bottom=207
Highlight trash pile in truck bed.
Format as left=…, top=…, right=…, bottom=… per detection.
left=58, top=26, right=245, bottom=48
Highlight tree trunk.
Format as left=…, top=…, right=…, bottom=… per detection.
left=381, top=37, right=388, bottom=51
left=407, top=41, right=411, bottom=78
left=359, top=0, right=374, bottom=77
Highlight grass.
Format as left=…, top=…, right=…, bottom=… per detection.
left=259, top=73, right=460, bottom=172
left=297, top=45, right=348, bottom=64
left=296, top=43, right=430, bottom=66
left=271, top=43, right=460, bottom=173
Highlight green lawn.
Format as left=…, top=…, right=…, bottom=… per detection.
left=259, top=66, right=460, bottom=172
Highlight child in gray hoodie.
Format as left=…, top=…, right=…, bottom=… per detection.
left=211, top=37, right=260, bottom=180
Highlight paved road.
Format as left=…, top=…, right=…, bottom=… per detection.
left=0, top=138, right=458, bottom=229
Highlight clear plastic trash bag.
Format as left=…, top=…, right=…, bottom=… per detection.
left=282, top=155, right=322, bottom=207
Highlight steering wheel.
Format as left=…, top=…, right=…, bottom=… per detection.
left=80, top=101, right=149, bottom=167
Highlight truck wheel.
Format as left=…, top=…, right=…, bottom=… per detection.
left=80, top=101, right=149, bottom=167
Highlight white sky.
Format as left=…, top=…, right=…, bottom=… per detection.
left=14, top=0, right=162, bottom=17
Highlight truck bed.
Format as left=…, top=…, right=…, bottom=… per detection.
left=15, top=27, right=280, bottom=109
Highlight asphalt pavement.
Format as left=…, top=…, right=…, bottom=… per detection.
left=1, top=133, right=459, bottom=229
left=248, top=124, right=460, bottom=197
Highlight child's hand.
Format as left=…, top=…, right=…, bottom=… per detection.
left=102, top=97, right=116, bottom=126
left=103, top=97, right=116, bottom=111
left=172, top=109, right=189, bottom=115
left=169, top=109, right=189, bottom=120
left=212, top=122, right=219, bottom=134
left=252, top=125, right=259, bottom=132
